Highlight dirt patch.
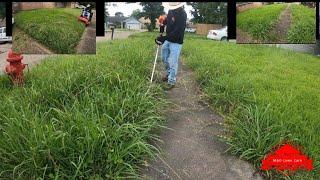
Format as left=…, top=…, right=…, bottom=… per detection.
left=270, top=4, right=292, bottom=43
left=141, top=54, right=262, bottom=179
left=237, top=29, right=260, bottom=44
left=12, top=27, right=53, bottom=54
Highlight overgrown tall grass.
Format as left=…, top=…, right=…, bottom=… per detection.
left=0, top=38, right=164, bottom=178
left=182, top=38, right=320, bottom=179
left=287, top=5, right=316, bottom=43
left=237, top=4, right=286, bottom=41
left=14, top=8, right=85, bottom=54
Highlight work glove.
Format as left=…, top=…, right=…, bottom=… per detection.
left=155, top=35, right=166, bottom=45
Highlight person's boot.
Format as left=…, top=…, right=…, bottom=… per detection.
left=163, top=83, right=175, bottom=91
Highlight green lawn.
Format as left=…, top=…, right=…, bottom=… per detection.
left=287, top=4, right=316, bottom=43
left=58, top=8, right=82, bottom=17
left=237, top=4, right=315, bottom=43
left=0, top=38, right=164, bottom=178
left=14, top=8, right=85, bottom=54
left=237, top=4, right=286, bottom=41
left=1, top=32, right=319, bottom=179
left=182, top=37, right=320, bottom=179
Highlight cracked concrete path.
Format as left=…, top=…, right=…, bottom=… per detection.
left=141, top=56, right=262, bottom=180
left=76, top=10, right=96, bottom=54
left=271, top=4, right=292, bottom=43
left=76, top=24, right=96, bottom=54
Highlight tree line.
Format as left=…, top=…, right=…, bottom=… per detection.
left=105, top=2, right=228, bottom=31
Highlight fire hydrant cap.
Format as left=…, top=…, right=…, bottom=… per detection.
left=7, top=48, right=23, bottom=62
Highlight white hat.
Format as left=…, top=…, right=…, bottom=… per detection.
left=162, top=2, right=185, bottom=10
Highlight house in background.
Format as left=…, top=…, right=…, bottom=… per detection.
left=12, top=2, right=76, bottom=12
left=236, top=2, right=263, bottom=13
left=105, top=16, right=128, bottom=28
left=139, top=17, right=151, bottom=29
left=124, top=17, right=142, bottom=30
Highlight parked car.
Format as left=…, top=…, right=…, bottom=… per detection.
left=185, top=28, right=196, bottom=33
left=0, top=27, right=12, bottom=43
left=207, top=26, right=228, bottom=41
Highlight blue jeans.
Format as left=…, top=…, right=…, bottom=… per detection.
left=161, top=40, right=182, bottom=85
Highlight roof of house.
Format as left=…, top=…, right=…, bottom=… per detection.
left=124, top=17, right=141, bottom=24
left=105, top=16, right=128, bottom=23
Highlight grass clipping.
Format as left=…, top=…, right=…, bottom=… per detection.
left=0, top=39, right=164, bottom=178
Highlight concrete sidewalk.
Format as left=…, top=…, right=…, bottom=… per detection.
left=0, top=43, right=53, bottom=75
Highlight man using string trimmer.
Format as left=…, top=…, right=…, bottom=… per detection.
left=155, top=2, right=187, bottom=90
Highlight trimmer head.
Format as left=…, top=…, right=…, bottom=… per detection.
left=78, top=16, right=90, bottom=26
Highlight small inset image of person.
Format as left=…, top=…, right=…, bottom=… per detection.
left=12, top=2, right=96, bottom=54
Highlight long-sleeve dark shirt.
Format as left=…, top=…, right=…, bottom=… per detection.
left=165, top=8, right=187, bottom=44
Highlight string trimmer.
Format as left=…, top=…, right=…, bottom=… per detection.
left=150, top=44, right=160, bottom=83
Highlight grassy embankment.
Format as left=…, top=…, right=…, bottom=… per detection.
left=182, top=36, right=320, bottom=179
left=287, top=4, right=316, bottom=43
left=0, top=37, right=164, bottom=178
left=237, top=4, right=286, bottom=42
left=237, top=4, right=316, bottom=43
left=1, top=31, right=319, bottom=179
left=14, top=8, right=85, bottom=53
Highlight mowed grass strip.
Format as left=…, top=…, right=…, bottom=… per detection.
left=287, top=4, right=316, bottom=43
left=14, top=8, right=85, bottom=54
left=237, top=4, right=286, bottom=41
left=181, top=38, right=320, bottom=178
left=0, top=38, right=164, bottom=178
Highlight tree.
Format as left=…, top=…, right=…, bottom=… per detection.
left=131, top=9, right=143, bottom=19
left=0, top=3, right=5, bottom=20
left=139, top=2, right=164, bottom=32
left=115, top=12, right=124, bottom=17
left=188, top=2, right=227, bottom=26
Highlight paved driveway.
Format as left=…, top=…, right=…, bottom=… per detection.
left=0, top=43, right=53, bottom=75
left=96, top=30, right=146, bottom=42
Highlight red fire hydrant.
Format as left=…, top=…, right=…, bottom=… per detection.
left=5, top=49, right=27, bottom=86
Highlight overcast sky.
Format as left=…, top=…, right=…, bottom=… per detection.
left=105, top=2, right=194, bottom=20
